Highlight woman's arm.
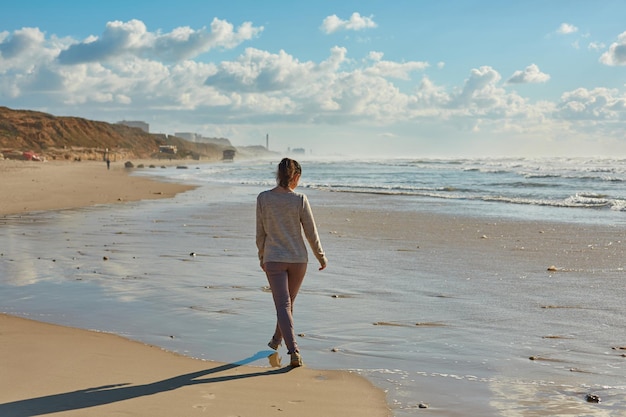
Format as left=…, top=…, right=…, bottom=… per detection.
left=255, top=195, right=267, bottom=269
left=301, top=195, right=327, bottom=270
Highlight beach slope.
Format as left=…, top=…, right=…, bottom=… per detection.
left=0, top=314, right=389, bottom=417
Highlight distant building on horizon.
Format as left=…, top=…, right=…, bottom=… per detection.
left=117, top=120, right=149, bottom=133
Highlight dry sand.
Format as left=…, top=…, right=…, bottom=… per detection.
left=0, top=160, right=390, bottom=417
left=0, top=314, right=388, bottom=417
left=0, top=159, right=196, bottom=216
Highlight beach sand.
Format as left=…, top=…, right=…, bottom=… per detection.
left=0, top=159, right=196, bottom=216
left=0, top=314, right=388, bottom=417
left=0, top=160, right=390, bottom=417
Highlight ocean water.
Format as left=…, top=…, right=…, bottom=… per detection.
left=1, top=157, right=625, bottom=416
left=143, top=156, right=626, bottom=219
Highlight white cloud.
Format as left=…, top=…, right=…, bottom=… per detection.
left=557, top=23, right=578, bottom=35
left=600, top=31, right=626, bottom=66
left=321, top=12, right=377, bottom=34
left=556, top=87, right=626, bottom=120
left=205, top=47, right=319, bottom=93
left=412, top=76, right=451, bottom=110
left=57, top=18, right=263, bottom=64
left=0, top=27, right=45, bottom=59
left=364, top=57, right=429, bottom=80
left=204, top=46, right=420, bottom=122
left=588, top=41, right=606, bottom=51
left=0, top=27, right=62, bottom=73
left=455, top=66, right=503, bottom=108
left=367, top=51, right=384, bottom=61
left=506, top=64, right=550, bottom=84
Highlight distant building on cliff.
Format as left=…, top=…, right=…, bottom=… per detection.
left=117, top=120, right=149, bottom=133
left=159, top=145, right=177, bottom=154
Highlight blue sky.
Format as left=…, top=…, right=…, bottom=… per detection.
left=2, top=0, right=626, bottom=157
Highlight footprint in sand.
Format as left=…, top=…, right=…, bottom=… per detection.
left=192, top=393, right=216, bottom=412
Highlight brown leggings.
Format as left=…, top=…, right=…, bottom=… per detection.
left=264, top=262, right=307, bottom=353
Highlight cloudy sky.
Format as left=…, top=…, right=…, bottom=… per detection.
left=2, top=0, right=626, bottom=157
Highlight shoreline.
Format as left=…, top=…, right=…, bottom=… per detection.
left=2, top=159, right=624, bottom=416
left=0, top=159, right=391, bottom=417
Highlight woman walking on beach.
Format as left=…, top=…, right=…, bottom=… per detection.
left=256, top=158, right=327, bottom=367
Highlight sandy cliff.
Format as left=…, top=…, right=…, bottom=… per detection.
left=0, top=107, right=274, bottom=162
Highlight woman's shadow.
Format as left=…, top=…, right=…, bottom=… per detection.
left=0, top=350, right=288, bottom=417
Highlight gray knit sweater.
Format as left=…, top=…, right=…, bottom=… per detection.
left=256, top=189, right=327, bottom=267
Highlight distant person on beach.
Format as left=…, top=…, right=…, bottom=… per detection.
left=106, top=158, right=110, bottom=170
left=256, top=158, right=327, bottom=367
